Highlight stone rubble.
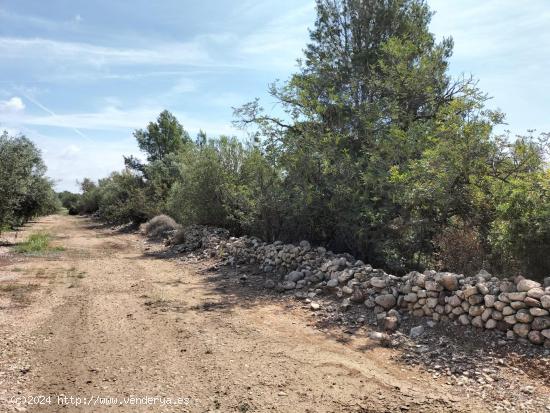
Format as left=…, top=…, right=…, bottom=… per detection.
left=216, top=235, right=550, bottom=347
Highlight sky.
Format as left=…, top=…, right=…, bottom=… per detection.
left=0, top=0, right=549, bottom=192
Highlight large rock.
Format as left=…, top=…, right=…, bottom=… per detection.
left=508, top=292, right=527, bottom=301
left=286, top=270, right=304, bottom=282
left=510, top=301, right=527, bottom=310
left=485, top=319, right=497, bottom=329
left=541, top=295, right=550, bottom=309
left=527, top=288, right=545, bottom=299
left=532, top=316, right=550, bottom=330
left=513, top=323, right=530, bottom=337
left=524, top=297, right=542, bottom=307
left=471, top=316, right=483, bottom=328
left=502, top=306, right=515, bottom=316
left=515, top=310, right=533, bottom=323
left=439, top=273, right=459, bottom=290
left=484, top=295, right=496, bottom=307
left=469, top=305, right=484, bottom=317
left=425, top=280, right=441, bottom=291
left=326, top=279, right=338, bottom=288
left=370, top=277, right=387, bottom=289
left=338, top=270, right=354, bottom=284
left=404, top=293, right=418, bottom=303
left=504, top=315, right=517, bottom=325
left=528, top=330, right=544, bottom=344
left=458, top=314, right=470, bottom=325
left=282, top=280, right=296, bottom=290
left=448, top=295, right=462, bottom=307
left=530, top=308, right=549, bottom=317
left=375, top=294, right=396, bottom=310
left=468, top=294, right=484, bottom=305
left=517, top=279, right=541, bottom=292
left=463, top=286, right=478, bottom=298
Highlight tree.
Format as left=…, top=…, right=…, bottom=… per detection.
left=125, top=110, right=190, bottom=169
left=0, top=131, right=59, bottom=231
left=234, top=0, right=479, bottom=271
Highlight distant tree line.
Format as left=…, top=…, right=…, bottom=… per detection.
left=0, top=131, right=60, bottom=234
left=63, top=0, right=550, bottom=280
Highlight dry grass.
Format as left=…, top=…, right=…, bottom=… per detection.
left=142, top=215, right=180, bottom=240
left=0, top=282, right=38, bottom=304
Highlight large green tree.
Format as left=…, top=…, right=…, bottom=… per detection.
left=235, top=0, right=481, bottom=271
left=0, top=131, right=59, bottom=230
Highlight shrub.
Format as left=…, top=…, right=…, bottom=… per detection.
left=433, top=220, right=485, bottom=276
left=142, top=214, right=180, bottom=240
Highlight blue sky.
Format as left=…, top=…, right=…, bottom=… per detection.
left=0, top=0, right=548, bottom=192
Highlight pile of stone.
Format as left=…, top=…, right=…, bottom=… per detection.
left=219, top=236, right=550, bottom=347
left=168, top=224, right=230, bottom=254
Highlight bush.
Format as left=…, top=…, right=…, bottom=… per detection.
left=142, top=214, right=180, bottom=240
left=433, top=220, right=486, bottom=276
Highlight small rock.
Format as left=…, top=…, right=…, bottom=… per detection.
left=521, top=385, right=535, bottom=394
left=368, top=331, right=389, bottom=341
left=264, top=279, right=276, bottom=289
left=409, top=325, right=424, bottom=338
left=326, top=279, right=338, bottom=288
left=384, top=316, right=399, bottom=331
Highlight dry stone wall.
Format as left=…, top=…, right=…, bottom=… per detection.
left=219, top=236, right=550, bottom=347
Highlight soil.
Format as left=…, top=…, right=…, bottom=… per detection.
left=0, top=215, right=547, bottom=412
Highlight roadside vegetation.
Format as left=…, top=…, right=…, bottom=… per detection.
left=0, top=132, right=60, bottom=235
left=12, top=0, right=550, bottom=281
left=15, top=232, right=64, bottom=254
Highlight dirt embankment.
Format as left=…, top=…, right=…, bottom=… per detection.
left=0, top=215, right=547, bottom=412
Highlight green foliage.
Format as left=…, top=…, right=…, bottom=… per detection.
left=489, top=165, right=550, bottom=279
left=0, top=131, right=60, bottom=231
left=84, top=1, right=549, bottom=281
left=125, top=109, right=190, bottom=169
left=167, top=136, right=248, bottom=231
left=58, top=191, right=81, bottom=215
left=96, top=170, right=151, bottom=224
left=15, top=232, right=63, bottom=254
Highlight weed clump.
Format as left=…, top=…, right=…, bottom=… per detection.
left=141, top=215, right=180, bottom=240
left=15, top=232, right=63, bottom=254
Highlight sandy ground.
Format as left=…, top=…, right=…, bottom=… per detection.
left=0, top=215, right=521, bottom=412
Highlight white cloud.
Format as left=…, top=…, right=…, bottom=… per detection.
left=74, top=14, right=82, bottom=23
left=236, top=3, right=313, bottom=70
left=0, top=96, right=25, bottom=112
left=0, top=36, right=215, bottom=68
left=60, top=144, right=80, bottom=159
left=5, top=104, right=238, bottom=137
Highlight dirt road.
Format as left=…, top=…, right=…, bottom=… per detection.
left=0, top=215, right=498, bottom=412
